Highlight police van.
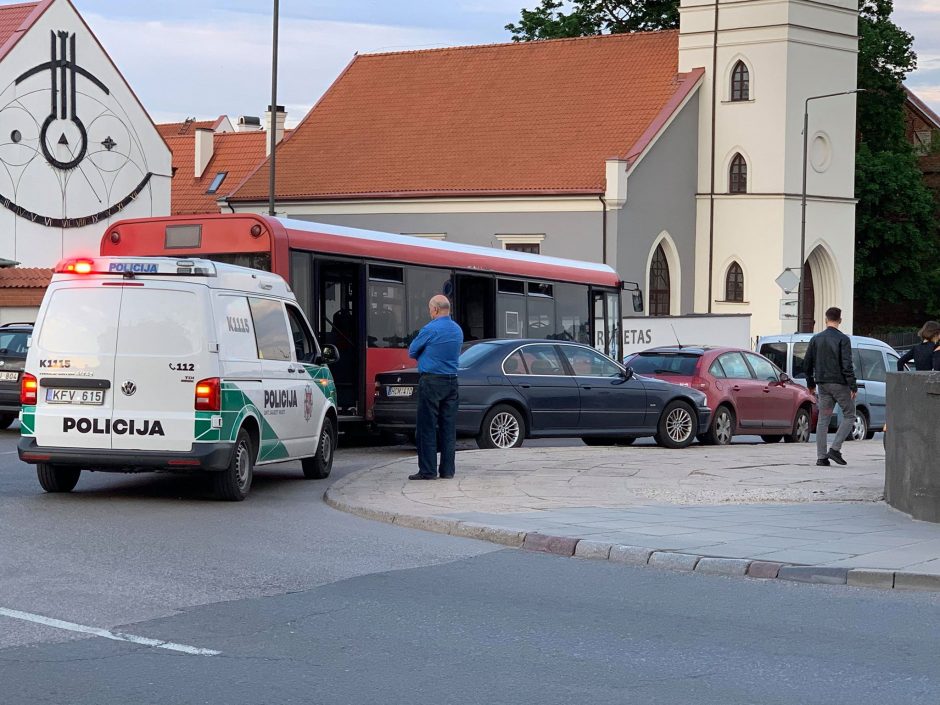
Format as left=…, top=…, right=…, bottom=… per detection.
left=17, top=256, right=339, bottom=501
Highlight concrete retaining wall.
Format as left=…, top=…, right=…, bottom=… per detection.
left=885, top=371, right=940, bottom=521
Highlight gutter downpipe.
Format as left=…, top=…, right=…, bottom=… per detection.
left=707, top=0, right=719, bottom=313
left=599, top=195, right=607, bottom=265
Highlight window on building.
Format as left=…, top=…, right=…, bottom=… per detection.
left=648, top=244, right=671, bottom=316
left=206, top=172, right=227, bottom=194
left=731, top=61, right=750, bottom=101
left=729, top=153, right=748, bottom=193
left=496, top=234, right=545, bottom=254
left=725, top=262, right=744, bottom=302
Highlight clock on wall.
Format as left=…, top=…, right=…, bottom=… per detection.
left=0, top=30, right=154, bottom=229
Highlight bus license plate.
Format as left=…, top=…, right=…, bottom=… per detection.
left=386, top=386, right=414, bottom=398
left=46, top=389, right=105, bottom=405
left=0, top=371, right=17, bottom=382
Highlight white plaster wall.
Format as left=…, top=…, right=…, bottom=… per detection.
left=0, top=0, right=170, bottom=267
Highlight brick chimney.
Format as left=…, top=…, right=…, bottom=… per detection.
left=264, top=105, right=286, bottom=156
left=194, top=127, right=214, bottom=178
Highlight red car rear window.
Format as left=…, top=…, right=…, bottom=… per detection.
left=628, top=353, right=700, bottom=376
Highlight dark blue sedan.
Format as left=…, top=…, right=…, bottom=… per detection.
left=373, top=339, right=711, bottom=449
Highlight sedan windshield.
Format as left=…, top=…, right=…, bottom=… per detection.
left=459, top=342, right=502, bottom=369
left=628, top=353, right=700, bottom=376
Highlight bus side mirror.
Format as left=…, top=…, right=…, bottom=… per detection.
left=631, top=289, right=644, bottom=313
left=319, top=344, right=340, bottom=365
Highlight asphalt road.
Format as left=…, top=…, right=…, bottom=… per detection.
left=1, top=424, right=929, bottom=705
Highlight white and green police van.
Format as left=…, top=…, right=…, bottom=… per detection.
left=17, top=256, right=338, bottom=501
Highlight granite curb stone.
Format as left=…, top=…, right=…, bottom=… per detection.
left=323, top=482, right=940, bottom=593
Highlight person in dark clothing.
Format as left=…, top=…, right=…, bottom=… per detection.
left=897, top=321, right=940, bottom=371
left=407, top=295, right=464, bottom=480
left=803, top=307, right=858, bottom=467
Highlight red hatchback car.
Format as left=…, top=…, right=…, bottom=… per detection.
left=625, top=346, right=816, bottom=445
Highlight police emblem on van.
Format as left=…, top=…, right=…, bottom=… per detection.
left=304, top=384, right=313, bottom=422
left=121, top=381, right=137, bottom=396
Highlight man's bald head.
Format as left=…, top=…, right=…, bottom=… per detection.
left=429, top=295, right=451, bottom=319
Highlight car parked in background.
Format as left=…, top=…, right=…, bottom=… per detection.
left=625, top=346, right=816, bottom=445
left=0, top=322, right=31, bottom=430
left=374, top=339, right=711, bottom=450
left=756, top=334, right=900, bottom=440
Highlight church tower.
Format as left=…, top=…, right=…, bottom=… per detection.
left=679, top=0, right=859, bottom=333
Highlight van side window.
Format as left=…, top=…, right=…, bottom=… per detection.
left=217, top=295, right=259, bottom=360
left=286, top=304, right=319, bottom=363
left=858, top=348, right=887, bottom=383
left=759, top=343, right=787, bottom=372
left=248, top=298, right=291, bottom=361
left=792, top=342, right=809, bottom=378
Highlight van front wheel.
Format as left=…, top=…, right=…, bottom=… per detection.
left=213, top=429, right=253, bottom=501
left=302, top=416, right=335, bottom=479
left=36, top=463, right=80, bottom=493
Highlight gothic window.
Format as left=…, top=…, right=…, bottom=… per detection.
left=725, top=262, right=744, bottom=302
left=649, top=244, right=671, bottom=316
left=731, top=61, right=750, bottom=101
left=729, top=153, right=747, bottom=193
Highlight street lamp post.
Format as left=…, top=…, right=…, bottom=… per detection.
left=268, top=0, right=279, bottom=217
left=798, top=89, right=864, bottom=332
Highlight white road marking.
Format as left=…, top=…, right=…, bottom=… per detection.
left=0, top=607, right=220, bottom=656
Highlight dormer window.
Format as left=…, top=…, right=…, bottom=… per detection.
left=729, top=154, right=747, bottom=193
left=731, top=61, right=750, bottom=101
left=206, top=172, right=227, bottom=195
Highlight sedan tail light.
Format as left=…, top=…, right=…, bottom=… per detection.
left=691, top=375, right=710, bottom=392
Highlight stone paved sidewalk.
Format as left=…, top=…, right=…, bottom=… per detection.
left=326, top=441, right=940, bottom=590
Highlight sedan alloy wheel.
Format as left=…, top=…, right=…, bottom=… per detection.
left=654, top=401, right=696, bottom=449
left=477, top=404, right=526, bottom=449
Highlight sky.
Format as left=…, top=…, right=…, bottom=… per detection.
left=66, top=0, right=940, bottom=127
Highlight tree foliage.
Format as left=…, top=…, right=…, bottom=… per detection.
left=854, top=0, right=940, bottom=315
left=505, top=0, right=678, bottom=41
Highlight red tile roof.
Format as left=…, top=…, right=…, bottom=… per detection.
left=230, top=30, right=697, bottom=202
left=165, top=131, right=270, bottom=215
left=0, top=267, right=52, bottom=307
left=156, top=116, right=230, bottom=139
left=0, top=1, right=48, bottom=63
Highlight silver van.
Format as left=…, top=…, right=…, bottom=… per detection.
left=756, top=333, right=902, bottom=441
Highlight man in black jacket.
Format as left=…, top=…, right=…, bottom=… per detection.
left=803, top=307, right=857, bottom=466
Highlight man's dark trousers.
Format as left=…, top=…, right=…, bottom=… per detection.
left=416, top=374, right=458, bottom=478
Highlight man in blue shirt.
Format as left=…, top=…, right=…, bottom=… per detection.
left=408, top=295, right=463, bottom=480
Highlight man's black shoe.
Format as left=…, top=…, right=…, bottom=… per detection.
left=439, top=475, right=455, bottom=479
left=816, top=458, right=830, bottom=466
left=827, top=449, right=847, bottom=465
left=408, top=473, right=436, bottom=480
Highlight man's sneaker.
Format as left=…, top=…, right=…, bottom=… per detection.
left=827, top=449, right=847, bottom=466
left=816, top=458, right=831, bottom=467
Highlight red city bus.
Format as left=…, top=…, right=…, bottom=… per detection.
left=101, top=214, right=625, bottom=426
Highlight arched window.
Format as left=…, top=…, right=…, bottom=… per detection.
left=731, top=61, right=749, bottom=101
left=649, top=244, right=671, bottom=316
left=729, top=153, right=747, bottom=193
left=725, top=262, right=744, bottom=302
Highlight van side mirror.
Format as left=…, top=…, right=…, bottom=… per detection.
left=631, top=289, right=644, bottom=313
left=319, top=344, right=340, bottom=365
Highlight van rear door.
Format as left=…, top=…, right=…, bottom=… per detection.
left=31, top=285, right=121, bottom=449
left=110, top=285, right=211, bottom=452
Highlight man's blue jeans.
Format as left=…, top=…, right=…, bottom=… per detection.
left=416, top=374, right=459, bottom=478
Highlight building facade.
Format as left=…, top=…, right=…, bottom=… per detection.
left=0, top=0, right=171, bottom=270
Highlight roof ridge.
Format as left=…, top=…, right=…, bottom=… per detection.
left=359, top=28, right=679, bottom=59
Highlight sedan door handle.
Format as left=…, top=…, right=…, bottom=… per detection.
left=582, top=386, right=592, bottom=390
left=520, top=384, right=531, bottom=389
left=857, top=383, right=866, bottom=389
left=763, top=388, right=771, bottom=393
left=732, top=385, right=741, bottom=391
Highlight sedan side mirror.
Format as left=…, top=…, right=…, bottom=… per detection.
left=779, top=373, right=791, bottom=385
left=318, top=344, right=340, bottom=365
left=620, top=366, right=635, bottom=381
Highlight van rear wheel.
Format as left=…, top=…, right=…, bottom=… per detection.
left=36, top=464, right=80, bottom=493
left=212, top=429, right=253, bottom=501
left=302, top=416, right=336, bottom=479
left=0, top=413, right=15, bottom=430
